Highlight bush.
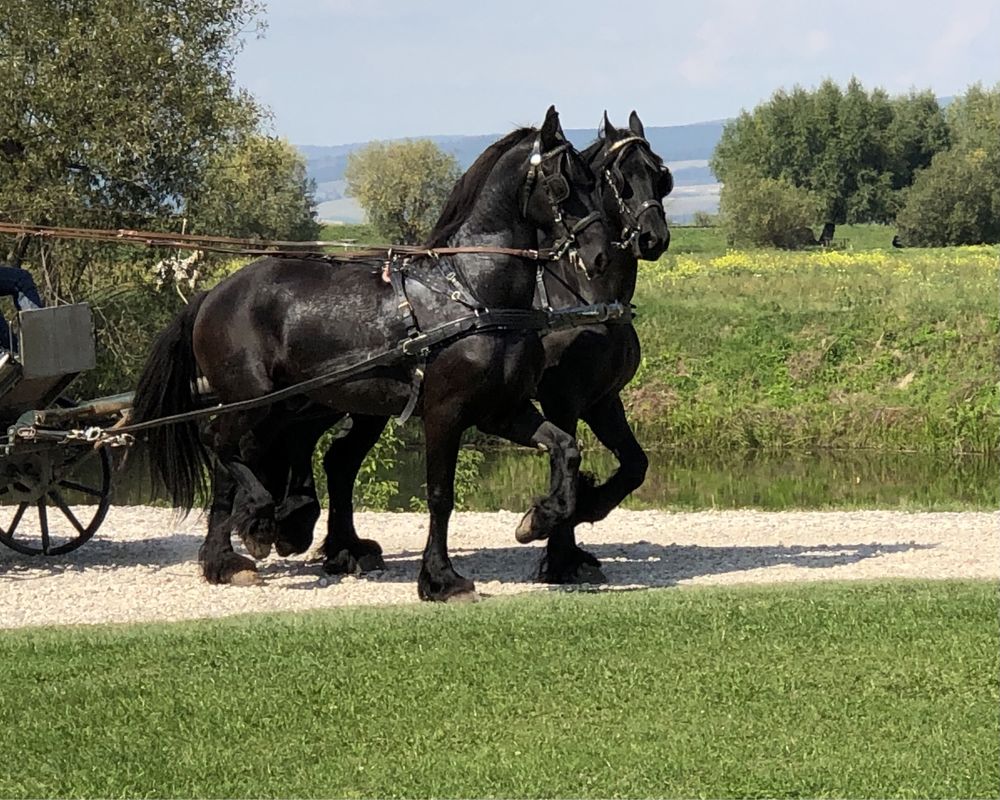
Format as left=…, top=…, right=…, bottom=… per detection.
left=720, top=174, right=822, bottom=248
left=895, top=147, right=1000, bottom=246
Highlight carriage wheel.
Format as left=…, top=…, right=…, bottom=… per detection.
left=0, top=446, right=113, bottom=555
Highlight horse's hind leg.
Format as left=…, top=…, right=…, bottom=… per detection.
left=210, top=412, right=281, bottom=551
left=199, top=464, right=261, bottom=585
left=478, top=400, right=581, bottom=544
left=321, top=414, right=389, bottom=575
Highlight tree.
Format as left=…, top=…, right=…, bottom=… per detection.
left=711, top=79, right=950, bottom=236
left=719, top=172, right=822, bottom=249
left=187, top=136, right=319, bottom=241
left=345, top=140, right=461, bottom=244
left=895, top=84, right=1000, bottom=246
left=0, top=0, right=264, bottom=294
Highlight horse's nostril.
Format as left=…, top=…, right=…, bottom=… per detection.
left=593, top=252, right=607, bottom=272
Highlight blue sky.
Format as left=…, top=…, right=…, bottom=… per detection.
left=235, top=0, right=1000, bottom=146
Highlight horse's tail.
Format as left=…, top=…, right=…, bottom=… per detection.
left=130, top=291, right=211, bottom=512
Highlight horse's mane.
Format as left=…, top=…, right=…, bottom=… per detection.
left=424, top=127, right=536, bottom=248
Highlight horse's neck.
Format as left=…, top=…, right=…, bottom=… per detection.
left=544, top=246, right=637, bottom=308
left=444, top=194, right=539, bottom=308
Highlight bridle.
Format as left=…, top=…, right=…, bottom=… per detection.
left=521, top=135, right=604, bottom=265
left=599, top=135, right=671, bottom=250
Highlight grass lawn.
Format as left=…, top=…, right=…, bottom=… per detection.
left=1, top=581, right=996, bottom=798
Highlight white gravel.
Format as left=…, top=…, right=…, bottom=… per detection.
left=1, top=507, right=997, bottom=629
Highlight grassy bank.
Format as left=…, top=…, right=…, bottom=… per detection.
left=626, top=244, right=999, bottom=453
left=1, top=582, right=996, bottom=798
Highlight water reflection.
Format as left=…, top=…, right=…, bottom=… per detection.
left=101, top=447, right=998, bottom=512
left=387, top=447, right=998, bottom=512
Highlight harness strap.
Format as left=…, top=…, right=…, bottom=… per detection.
left=37, top=301, right=633, bottom=443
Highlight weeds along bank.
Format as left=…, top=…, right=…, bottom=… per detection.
left=626, top=245, right=999, bottom=454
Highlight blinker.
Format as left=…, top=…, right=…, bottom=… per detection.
left=545, top=174, right=570, bottom=203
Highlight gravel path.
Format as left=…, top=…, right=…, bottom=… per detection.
left=1, top=507, right=997, bottom=629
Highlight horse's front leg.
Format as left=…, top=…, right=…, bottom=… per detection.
left=575, top=393, right=649, bottom=523
left=478, top=400, right=581, bottom=544
left=417, top=409, right=476, bottom=602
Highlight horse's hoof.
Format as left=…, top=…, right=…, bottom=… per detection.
left=515, top=507, right=548, bottom=543
left=537, top=551, right=607, bottom=585
left=240, top=534, right=272, bottom=560
left=323, top=548, right=386, bottom=575
left=574, top=563, right=607, bottom=584
left=418, top=573, right=476, bottom=602
left=357, top=552, right=387, bottom=572
left=275, top=537, right=310, bottom=558
left=229, top=569, right=264, bottom=587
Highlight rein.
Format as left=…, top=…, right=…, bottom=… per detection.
left=0, top=222, right=560, bottom=263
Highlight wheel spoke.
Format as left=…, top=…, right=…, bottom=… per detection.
left=58, top=479, right=104, bottom=498
left=37, top=500, right=50, bottom=555
left=1, top=502, right=28, bottom=537
left=48, top=489, right=87, bottom=536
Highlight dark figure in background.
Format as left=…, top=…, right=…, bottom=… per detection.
left=0, top=263, right=45, bottom=352
left=819, top=222, right=836, bottom=247
left=892, top=234, right=904, bottom=249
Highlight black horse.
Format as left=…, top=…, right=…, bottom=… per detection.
left=237, top=110, right=672, bottom=585
left=130, top=107, right=610, bottom=602
left=523, top=110, right=672, bottom=583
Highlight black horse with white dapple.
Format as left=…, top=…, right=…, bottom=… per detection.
left=236, top=111, right=672, bottom=585
left=130, top=107, right=610, bottom=602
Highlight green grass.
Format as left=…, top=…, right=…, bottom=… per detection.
left=629, top=245, right=999, bottom=453
left=1, top=582, right=997, bottom=798
left=319, top=222, right=381, bottom=245
left=667, top=223, right=899, bottom=256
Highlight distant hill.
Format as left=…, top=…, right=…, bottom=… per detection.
left=300, top=119, right=727, bottom=223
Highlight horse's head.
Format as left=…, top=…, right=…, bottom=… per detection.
left=594, top=110, right=672, bottom=261
left=520, top=106, right=610, bottom=279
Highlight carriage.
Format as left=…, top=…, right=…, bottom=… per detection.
left=0, top=303, right=131, bottom=554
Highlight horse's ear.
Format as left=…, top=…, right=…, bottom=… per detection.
left=628, top=110, right=645, bottom=138
left=598, top=110, right=613, bottom=140
left=540, top=105, right=564, bottom=148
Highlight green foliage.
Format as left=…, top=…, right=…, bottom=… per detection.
left=690, top=210, right=719, bottom=227
left=0, top=0, right=264, bottom=293
left=344, top=139, right=461, bottom=244
left=719, top=172, right=822, bottom=248
left=311, top=420, right=402, bottom=511
left=896, top=147, right=1000, bottom=246
left=408, top=447, right=487, bottom=512
left=319, top=222, right=381, bottom=246
left=895, top=84, right=1000, bottom=246
left=186, top=136, right=320, bottom=241
left=711, top=78, right=950, bottom=229
left=631, top=246, right=999, bottom=454
left=1, top=583, right=996, bottom=798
